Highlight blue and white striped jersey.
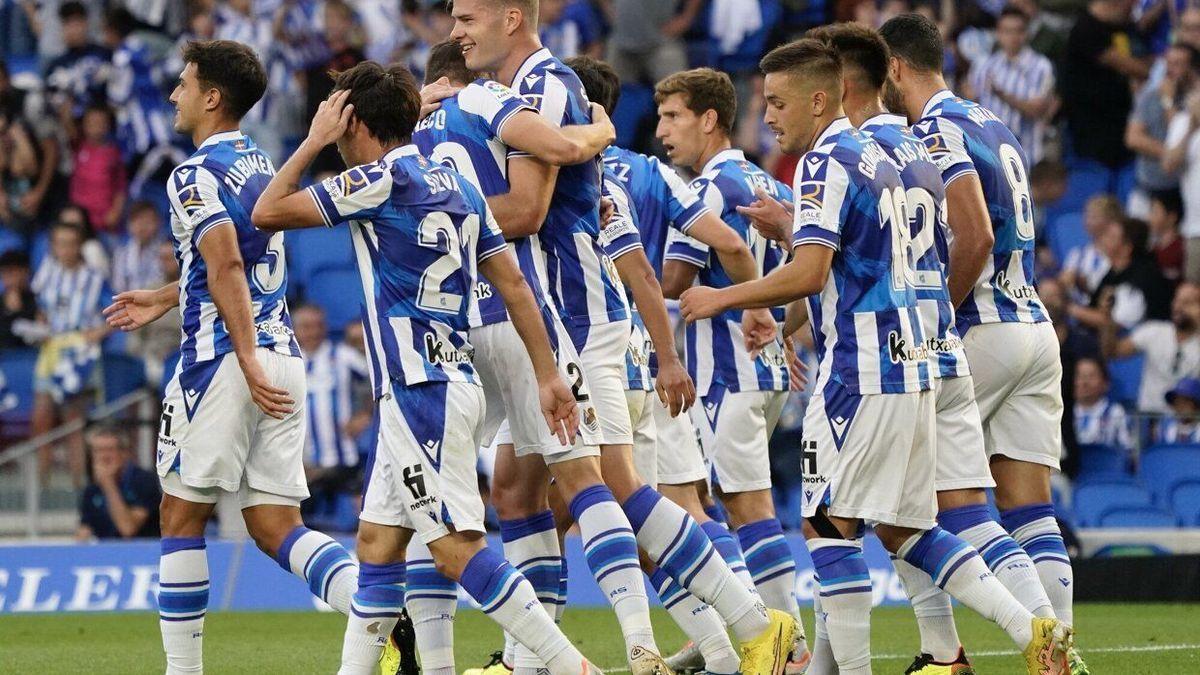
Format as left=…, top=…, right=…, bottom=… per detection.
left=305, top=341, right=370, bottom=469
left=1074, top=398, right=1132, bottom=455
left=306, top=145, right=508, bottom=398
left=913, top=90, right=1048, bottom=334
left=108, top=35, right=173, bottom=157
left=602, top=146, right=709, bottom=273
left=509, top=48, right=629, bottom=348
left=666, top=149, right=790, bottom=395
left=32, top=259, right=111, bottom=334
left=861, top=113, right=969, bottom=380
left=792, top=118, right=930, bottom=395
left=167, top=131, right=299, bottom=366
left=600, top=170, right=653, bottom=392
left=412, top=78, right=552, bottom=328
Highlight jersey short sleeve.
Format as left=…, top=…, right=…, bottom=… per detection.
left=792, top=153, right=850, bottom=250
left=599, top=176, right=643, bottom=261
left=460, top=79, right=537, bottom=140
left=664, top=176, right=721, bottom=266
left=306, top=161, right=394, bottom=227
left=169, top=165, right=232, bottom=243
left=508, top=73, right=571, bottom=159
left=477, top=202, right=509, bottom=263
left=914, top=117, right=977, bottom=186
left=653, top=157, right=709, bottom=233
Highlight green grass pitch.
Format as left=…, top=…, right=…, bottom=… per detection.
left=1, top=603, right=1197, bottom=673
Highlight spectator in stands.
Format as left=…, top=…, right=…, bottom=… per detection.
left=603, top=0, right=702, bottom=86
left=1102, top=281, right=1200, bottom=413
left=1147, top=188, right=1185, bottom=285
left=962, top=6, right=1056, bottom=163
left=30, top=221, right=112, bottom=486
left=104, top=8, right=173, bottom=168
left=1062, top=0, right=1149, bottom=184
left=1060, top=194, right=1121, bottom=301
left=1162, top=83, right=1200, bottom=283
left=1146, top=6, right=1200, bottom=86
left=1073, top=355, right=1134, bottom=459
left=42, top=1, right=111, bottom=127
left=1127, top=42, right=1196, bottom=217
left=294, top=305, right=371, bottom=516
left=111, top=200, right=161, bottom=292
left=1156, top=376, right=1200, bottom=442
left=0, top=250, right=37, bottom=349
left=1031, top=159, right=1068, bottom=235
left=540, top=0, right=603, bottom=59
left=1136, top=0, right=1188, bottom=57
left=76, top=424, right=160, bottom=540
left=125, top=238, right=179, bottom=387
left=1085, top=217, right=1173, bottom=330
left=68, top=104, right=126, bottom=233
left=0, top=106, right=40, bottom=231
left=305, top=0, right=365, bottom=176
left=1043, top=276, right=1101, bottom=361
left=56, top=202, right=110, bottom=275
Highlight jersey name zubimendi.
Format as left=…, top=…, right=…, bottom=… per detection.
left=792, top=118, right=930, bottom=396
left=861, top=113, right=969, bottom=379
left=412, top=78, right=554, bottom=328
left=168, top=130, right=299, bottom=366
left=306, top=145, right=508, bottom=399
left=912, top=89, right=1048, bottom=334
left=665, top=149, right=790, bottom=395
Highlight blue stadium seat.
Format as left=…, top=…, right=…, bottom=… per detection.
left=1072, top=479, right=1154, bottom=526
left=1140, top=444, right=1200, bottom=499
left=286, top=226, right=355, bottom=297
left=1077, top=443, right=1131, bottom=479
left=305, top=264, right=364, bottom=335
left=1170, top=481, right=1200, bottom=526
left=29, top=229, right=51, bottom=270
left=1046, top=211, right=1088, bottom=267
left=1060, top=163, right=1110, bottom=213
left=0, top=226, right=23, bottom=255
left=1107, top=354, right=1144, bottom=407
left=612, top=83, right=655, bottom=149
left=1098, top=506, right=1179, bottom=528
left=100, top=353, right=146, bottom=403
left=0, top=348, right=38, bottom=439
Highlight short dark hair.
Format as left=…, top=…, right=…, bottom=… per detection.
left=997, top=6, right=1030, bottom=26
left=0, top=250, right=30, bottom=270
left=105, top=7, right=137, bottom=39
left=128, top=199, right=159, bottom=219
left=1076, top=356, right=1110, bottom=382
left=1170, top=42, right=1200, bottom=70
left=566, top=55, right=621, bottom=115
left=1150, top=188, right=1184, bottom=221
left=654, top=68, right=738, bottom=135
left=806, top=23, right=890, bottom=90
left=425, top=40, right=474, bottom=86
left=759, top=38, right=843, bottom=93
left=59, top=1, right=88, bottom=21
left=1030, top=159, right=1067, bottom=184
left=181, top=40, right=267, bottom=121
left=1117, top=217, right=1151, bottom=255
left=879, top=12, right=945, bottom=74
left=333, top=61, right=421, bottom=145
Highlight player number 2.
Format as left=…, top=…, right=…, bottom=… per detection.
left=999, top=143, right=1035, bottom=241
left=417, top=212, right=468, bottom=314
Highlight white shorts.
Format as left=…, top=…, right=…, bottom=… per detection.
left=800, top=382, right=937, bottom=529
left=626, top=389, right=658, bottom=487
left=693, top=388, right=786, bottom=493
left=360, top=381, right=488, bottom=543
left=934, top=375, right=995, bottom=491
left=157, top=348, right=308, bottom=505
left=576, top=319, right=635, bottom=446
left=471, top=316, right=600, bottom=464
left=657, top=403, right=708, bottom=485
left=962, top=321, right=1063, bottom=470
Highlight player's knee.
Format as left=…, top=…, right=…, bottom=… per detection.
left=873, top=524, right=920, bottom=554
left=159, top=494, right=210, bottom=538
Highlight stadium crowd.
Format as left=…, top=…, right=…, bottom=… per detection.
left=2, top=0, right=1200, bottom=535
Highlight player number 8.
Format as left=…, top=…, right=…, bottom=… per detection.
left=999, top=143, right=1035, bottom=241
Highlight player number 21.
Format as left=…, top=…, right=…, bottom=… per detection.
left=416, top=211, right=470, bottom=314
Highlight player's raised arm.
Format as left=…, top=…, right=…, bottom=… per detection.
left=253, top=90, right=356, bottom=231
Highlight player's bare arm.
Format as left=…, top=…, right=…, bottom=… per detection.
left=198, top=224, right=294, bottom=419
left=664, top=255, right=777, bottom=357
left=478, top=248, right=580, bottom=445
left=103, top=281, right=180, bottom=331
left=485, top=156, right=558, bottom=238
left=612, top=248, right=696, bottom=416
left=501, top=102, right=616, bottom=166
left=944, top=173, right=995, bottom=307
left=736, top=187, right=794, bottom=246
left=686, top=210, right=762, bottom=285
left=253, top=90, right=355, bottom=231
left=680, top=243, right=833, bottom=322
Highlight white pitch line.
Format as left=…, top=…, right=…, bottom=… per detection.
left=596, top=642, right=1200, bottom=672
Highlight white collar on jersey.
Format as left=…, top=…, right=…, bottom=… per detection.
left=860, top=112, right=908, bottom=131
left=197, top=129, right=245, bottom=150
left=813, top=116, right=852, bottom=148
left=920, top=89, right=956, bottom=119
left=700, top=148, right=747, bottom=175
left=382, top=144, right=421, bottom=164
left=512, top=48, right=554, bottom=88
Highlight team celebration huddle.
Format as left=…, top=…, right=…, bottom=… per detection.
left=101, top=1, right=1082, bottom=674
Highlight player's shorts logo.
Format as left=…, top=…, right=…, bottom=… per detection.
left=402, top=464, right=427, bottom=500
left=582, top=405, right=599, bottom=433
